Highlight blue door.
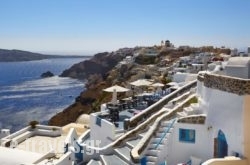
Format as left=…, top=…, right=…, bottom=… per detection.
left=217, top=130, right=228, bottom=158
left=75, top=141, right=83, bottom=163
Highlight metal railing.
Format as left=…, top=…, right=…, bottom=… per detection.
left=155, top=119, right=176, bottom=149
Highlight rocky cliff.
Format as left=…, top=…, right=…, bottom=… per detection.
left=49, top=50, right=133, bottom=126
left=60, top=52, right=124, bottom=80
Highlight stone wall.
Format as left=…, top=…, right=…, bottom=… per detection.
left=198, top=73, right=250, bottom=96
left=177, top=115, right=206, bottom=124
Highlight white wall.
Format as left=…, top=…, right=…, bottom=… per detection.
left=166, top=123, right=212, bottom=165
left=89, top=114, right=115, bottom=147
left=225, top=66, right=249, bottom=79
left=203, top=86, right=244, bottom=156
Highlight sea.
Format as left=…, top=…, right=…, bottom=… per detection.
left=0, top=58, right=88, bottom=132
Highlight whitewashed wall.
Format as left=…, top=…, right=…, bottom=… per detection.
left=166, top=123, right=212, bottom=165
left=203, top=86, right=244, bottom=156
left=89, top=114, right=115, bottom=147
left=225, top=66, right=249, bottom=79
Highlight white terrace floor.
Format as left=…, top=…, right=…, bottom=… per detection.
left=16, top=135, right=66, bottom=156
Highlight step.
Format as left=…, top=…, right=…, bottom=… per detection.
left=151, top=137, right=167, bottom=144
left=156, top=131, right=172, bottom=138
left=126, top=138, right=141, bottom=149
left=148, top=143, right=164, bottom=150
left=87, top=159, right=102, bottom=165
left=147, top=162, right=155, bottom=165
left=147, top=156, right=157, bottom=162
left=139, top=131, right=147, bottom=138
left=114, top=146, right=131, bottom=163
left=145, top=149, right=160, bottom=157
left=100, top=154, right=128, bottom=165
left=184, top=107, right=194, bottom=115
left=160, top=121, right=171, bottom=127
left=158, top=126, right=173, bottom=132
left=177, top=111, right=187, bottom=117
left=191, top=103, right=199, bottom=110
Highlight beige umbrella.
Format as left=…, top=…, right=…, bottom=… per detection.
left=103, top=85, right=130, bottom=104
left=167, top=82, right=179, bottom=86
left=151, top=82, right=164, bottom=87
left=130, top=79, right=152, bottom=87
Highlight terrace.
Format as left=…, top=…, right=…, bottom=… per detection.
left=0, top=124, right=79, bottom=164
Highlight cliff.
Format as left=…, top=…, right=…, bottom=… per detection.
left=60, top=52, right=124, bottom=80
left=49, top=45, right=228, bottom=126
left=49, top=50, right=131, bottom=126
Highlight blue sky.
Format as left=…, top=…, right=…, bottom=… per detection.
left=0, top=0, right=250, bottom=55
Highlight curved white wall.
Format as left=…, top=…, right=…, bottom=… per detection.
left=203, top=86, right=244, bottom=156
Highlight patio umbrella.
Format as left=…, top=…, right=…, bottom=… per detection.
left=151, top=82, right=164, bottom=87
left=130, top=79, right=152, bottom=87
left=103, top=85, right=130, bottom=104
left=151, top=82, right=164, bottom=95
left=167, top=82, right=179, bottom=87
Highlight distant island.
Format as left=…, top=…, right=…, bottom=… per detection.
left=0, top=49, right=92, bottom=62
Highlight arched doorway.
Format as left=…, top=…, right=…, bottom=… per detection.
left=215, top=130, right=228, bottom=158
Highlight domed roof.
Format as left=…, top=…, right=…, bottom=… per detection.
left=76, top=114, right=90, bottom=125
left=227, top=57, right=250, bottom=67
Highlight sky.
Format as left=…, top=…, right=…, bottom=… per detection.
left=0, top=0, right=250, bottom=55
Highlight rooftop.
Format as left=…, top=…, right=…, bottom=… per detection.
left=0, top=146, right=42, bottom=165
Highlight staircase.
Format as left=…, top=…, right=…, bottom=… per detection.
left=177, top=103, right=201, bottom=117
left=87, top=130, right=147, bottom=165
left=143, top=119, right=175, bottom=165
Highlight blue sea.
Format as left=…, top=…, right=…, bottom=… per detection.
left=0, top=58, right=88, bottom=132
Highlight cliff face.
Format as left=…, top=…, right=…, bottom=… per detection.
left=60, top=52, right=124, bottom=80
left=49, top=51, right=128, bottom=126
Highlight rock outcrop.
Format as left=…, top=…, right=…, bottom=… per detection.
left=60, top=52, right=124, bottom=80
left=41, top=71, right=54, bottom=78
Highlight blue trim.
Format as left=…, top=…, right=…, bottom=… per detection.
left=218, top=130, right=228, bottom=158
left=155, top=119, right=176, bottom=149
left=64, top=143, right=69, bottom=154
left=159, top=161, right=167, bottom=165
left=140, top=156, right=147, bottom=165
left=179, top=128, right=195, bottom=143
left=75, top=141, right=83, bottom=162
left=96, top=117, right=102, bottom=126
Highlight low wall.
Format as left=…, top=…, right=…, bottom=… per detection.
left=178, top=115, right=206, bottom=124
left=56, top=152, right=73, bottom=165
left=202, top=157, right=248, bottom=165
left=199, top=73, right=250, bottom=95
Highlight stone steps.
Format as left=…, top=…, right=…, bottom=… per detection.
left=100, top=154, right=128, bottom=165
left=87, top=159, right=102, bottom=165
left=114, top=146, right=131, bottom=163
left=126, top=138, right=142, bottom=149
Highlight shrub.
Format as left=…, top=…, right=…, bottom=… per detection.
left=188, top=97, right=198, bottom=104
left=29, top=120, right=39, bottom=129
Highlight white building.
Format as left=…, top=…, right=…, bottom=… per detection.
left=1, top=58, right=250, bottom=165
left=225, top=57, right=250, bottom=79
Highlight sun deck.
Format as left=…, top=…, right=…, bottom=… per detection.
left=16, top=135, right=66, bottom=156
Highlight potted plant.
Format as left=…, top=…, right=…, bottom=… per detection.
left=29, top=120, right=39, bottom=129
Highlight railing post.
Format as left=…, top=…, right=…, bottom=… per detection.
left=124, top=118, right=130, bottom=130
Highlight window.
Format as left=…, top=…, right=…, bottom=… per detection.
left=96, top=117, right=102, bottom=126
left=179, top=128, right=195, bottom=143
